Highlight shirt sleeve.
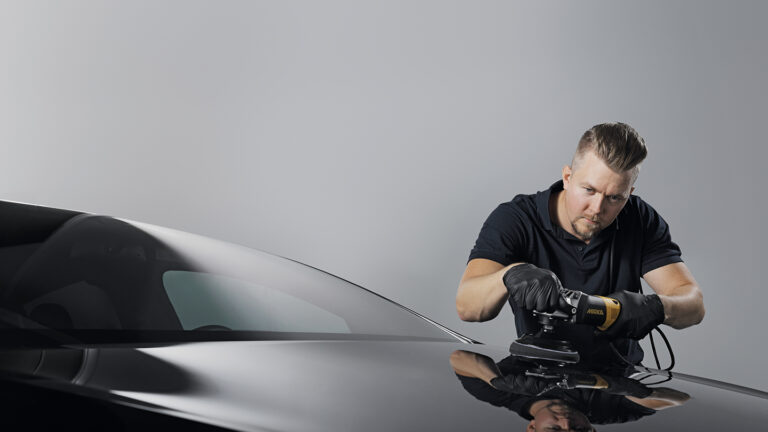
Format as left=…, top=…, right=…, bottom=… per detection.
left=638, top=200, right=683, bottom=275
left=467, top=202, right=529, bottom=266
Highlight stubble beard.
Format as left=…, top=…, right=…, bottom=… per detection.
left=571, top=217, right=601, bottom=242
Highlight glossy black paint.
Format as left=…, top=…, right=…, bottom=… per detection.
left=1, top=200, right=767, bottom=431
left=1, top=340, right=767, bottom=431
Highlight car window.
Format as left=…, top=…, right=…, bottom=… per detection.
left=163, top=271, right=350, bottom=333
left=0, top=214, right=459, bottom=344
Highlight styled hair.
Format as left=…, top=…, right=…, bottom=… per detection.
left=573, top=122, right=647, bottom=180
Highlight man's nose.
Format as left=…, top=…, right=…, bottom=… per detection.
left=588, top=194, right=605, bottom=215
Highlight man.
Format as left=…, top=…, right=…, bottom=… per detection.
left=456, top=122, right=704, bottom=363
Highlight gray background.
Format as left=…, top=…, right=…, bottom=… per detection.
left=1, top=1, right=765, bottom=390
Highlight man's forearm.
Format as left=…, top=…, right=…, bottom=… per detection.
left=643, top=263, right=705, bottom=330
left=657, top=284, right=705, bottom=329
left=456, top=269, right=508, bottom=322
left=449, top=350, right=502, bottom=384
left=456, top=262, right=520, bottom=322
left=627, top=387, right=691, bottom=410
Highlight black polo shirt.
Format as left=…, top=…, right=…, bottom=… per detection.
left=468, top=180, right=683, bottom=363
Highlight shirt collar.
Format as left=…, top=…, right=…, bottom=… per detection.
left=536, top=180, right=563, bottom=232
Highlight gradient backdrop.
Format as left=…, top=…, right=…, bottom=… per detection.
left=2, top=1, right=765, bottom=390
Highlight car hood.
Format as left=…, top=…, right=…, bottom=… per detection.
left=1, top=339, right=767, bottom=431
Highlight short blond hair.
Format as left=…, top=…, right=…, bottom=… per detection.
left=573, top=122, right=647, bottom=182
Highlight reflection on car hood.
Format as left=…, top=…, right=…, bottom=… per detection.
left=1, top=340, right=767, bottom=431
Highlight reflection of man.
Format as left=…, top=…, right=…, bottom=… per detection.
left=456, top=123, right=705, bottom=362
left=450, top=349, right=690, bottom=429
left=526, top=401, right=593, bottom=432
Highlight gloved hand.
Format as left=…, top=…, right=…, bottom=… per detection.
left=595, top=290, right=665, bottom=340
left=490, top=373, right=558, bottom=396
left=502, top=264, right=563, bottom=312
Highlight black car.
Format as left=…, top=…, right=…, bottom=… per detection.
left=1, top=200, right=766, bottom=431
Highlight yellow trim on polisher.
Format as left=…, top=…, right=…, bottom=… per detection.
left=596, top=296, right=621, bottom=331
left=591, top=374, right=609, bottom=389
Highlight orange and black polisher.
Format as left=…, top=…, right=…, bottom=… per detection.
left=508, top=288, right=622, bottom=364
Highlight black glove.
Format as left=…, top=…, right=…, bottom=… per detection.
left=595, top=291, right=665, bottom=340
left=502, top=264, right=563, bottom=312
left=490, top=373, right=558, bottom=396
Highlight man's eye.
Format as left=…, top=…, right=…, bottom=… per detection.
left=584, top=188, right=594, bottom=193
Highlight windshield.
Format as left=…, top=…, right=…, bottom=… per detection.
left=0, top=214, right=457, bottom=344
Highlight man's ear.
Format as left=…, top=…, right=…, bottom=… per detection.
left=527, top=420, right=535, bottom=431
left=630, top=186, right=635, bottom=195
left=562, top=165, right=572, bottom=190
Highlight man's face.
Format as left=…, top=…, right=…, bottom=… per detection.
left=526, top=401, right=593, bottom=432
left=561, top=150, right=635, bottom=243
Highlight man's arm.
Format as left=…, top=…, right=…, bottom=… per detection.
left=456, top=259, right=518, bottom=322
left=626, top=387, right=691, bottom=411
left=449, top=350, right=502, bottom=383
left=643, top=262, right=705, bottom=329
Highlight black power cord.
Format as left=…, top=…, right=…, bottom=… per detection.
left=608, top=224, right=675, bottom=372
left=639, top=283, right=675, bottom=371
